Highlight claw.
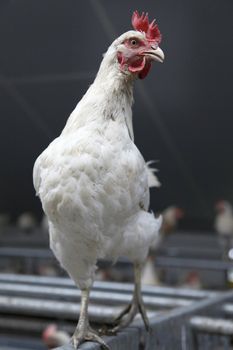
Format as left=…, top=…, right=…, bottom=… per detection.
left=71, top=326, right=110, bottom=349
left=110, top=303, right=137, bottom=334
left=86, top=331, right=110, bottom=350
left=113, top=303, right=132, bottom=324
left=138, top=300, right=150, bottom=332
left=99, top=303, right=136, bottom=336
left=108, top=263, right=150, bottom=334
left=98, top=324, right=115, bottom=336
left=71, top=288, right=110, bottom=349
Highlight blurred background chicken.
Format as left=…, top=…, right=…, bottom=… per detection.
left=42, top=324, right=70, bottom=349
left=16, top=211, right=37, bottom=233
left=215, top=200, right=233, bottom=259
left=142, top=205, right=184, bottom=285
left=161, top=206, right=184, bottom=235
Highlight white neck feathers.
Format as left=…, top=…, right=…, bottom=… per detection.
left=63, top=47, right=135, bottom=135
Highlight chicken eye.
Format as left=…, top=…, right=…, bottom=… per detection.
left=131, top=39, right=138, bottom=46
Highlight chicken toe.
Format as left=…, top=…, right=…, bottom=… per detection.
left=71, top=325, right=109, bottom=349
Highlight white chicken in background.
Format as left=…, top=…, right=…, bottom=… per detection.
left=16, top=211, right=37, bottom=233
left=42, top=324, right=70, bottom=349
left=33, top=11, right=164, bottom=349
left=141, top=254, right=160, bottom=285
left=160, top=206, right=184, bottom=235
left=215, top=200, right=233, bottom=259
left=142, top=205, right=184, bottom=285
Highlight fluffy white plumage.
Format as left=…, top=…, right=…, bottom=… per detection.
left=33, top=30, right=162, bottom=291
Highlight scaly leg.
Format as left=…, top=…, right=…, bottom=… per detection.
left=110, top=262, right=149, bottom=334
left=71, top=288, right=110, bottom=349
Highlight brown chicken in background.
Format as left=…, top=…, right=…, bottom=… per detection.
left=42, top=324, right=70, bottom=349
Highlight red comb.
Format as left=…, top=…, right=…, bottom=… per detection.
left=132, top=10, right=162, bottom=44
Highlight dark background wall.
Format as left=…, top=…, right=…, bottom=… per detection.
left=0, top=0, right=232, bottom=228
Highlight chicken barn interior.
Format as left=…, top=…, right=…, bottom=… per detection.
left=0, top=0, right=233, bottom=349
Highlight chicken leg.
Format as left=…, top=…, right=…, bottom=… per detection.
left=110, top=262, right=150, bottom=334
left=71, top=288, right=110, bottom=349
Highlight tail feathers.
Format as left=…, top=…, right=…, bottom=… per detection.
left=146, top=161, right=161, bottom=188
left=121, top=212, right=162, bottom=262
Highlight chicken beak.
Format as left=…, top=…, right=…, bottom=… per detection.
left=144, top=46, right=165, bottom=63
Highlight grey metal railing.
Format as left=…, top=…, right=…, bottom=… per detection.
left=54, top=290, right=233, bottom=349
left=0, top=274, right=233, bottom=349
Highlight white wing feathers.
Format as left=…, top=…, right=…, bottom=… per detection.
left=146, top=161, right=161, bottom=188
left=32, top=157, right=41, bottom=196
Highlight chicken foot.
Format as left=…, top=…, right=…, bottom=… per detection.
left=105, top=263, right=150, bottom=334
left=71, top=288, right=110, bottom=350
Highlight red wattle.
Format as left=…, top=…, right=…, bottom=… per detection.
left=128, top=56, right=146, bottom=73
left=138, top=61, right=152, bottom=79
left=118, top=53, right=152, bottom=80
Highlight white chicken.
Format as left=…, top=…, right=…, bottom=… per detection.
left=33, top=11, right=164, bottom=349
left=215, top=200, right=233, bottom=258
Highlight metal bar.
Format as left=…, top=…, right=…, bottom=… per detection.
left=0, top=295, right=126, bottom=324
left=0, top=274, right=73, bottom=286
left=0, top=283, right=193, bottom=309
left=0, top=316, right=74, bottom=334
left=0, top=341, right=42, bottom=350
left=55, top=328, right=140, bottom=350
left=222, top=303, right=233, bottom=315
left=159, top=246, right=221, bottom=258
left=0, top=248, right=53, bottom=259
left=154, top=256, right=233, bottom=271
left=0, top=334, right=44, bottom=350
left=190, top=316, right=233, bottom=335
left=0, top=276, right=232, bottom=349
left=0, top=296, right=124, bottom=323
left=145, top=290, right=233, bottom=350
left=54, top=289, right=233, bottom=349
left=0, top=274, right=218, bottom=299
left=2, top=248, right=230, bottom=272
left=164, top=231, right=219, bottom=244
left=0, top=347, right=30, bottom=350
